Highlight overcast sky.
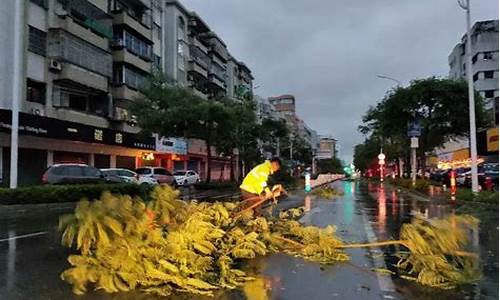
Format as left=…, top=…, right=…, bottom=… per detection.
left=182, top=0, right=498, bottom=162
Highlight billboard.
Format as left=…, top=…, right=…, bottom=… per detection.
left=156, top=137, right=187, bottom=155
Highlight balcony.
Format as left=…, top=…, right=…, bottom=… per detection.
left=208, top=74, right=226, bottom=90
left=48, top=29, right=113, bottom=78
left=112, top=85, right=141, bottom=101
left=188, top=61, right=208, bottom=78
left=112, top=11, right=151, bottom=41
left=51, top=15, right=110, bottom=51
left=54, top=62, right=109, bottom=92
left=113, top=49, right=151, bottom=73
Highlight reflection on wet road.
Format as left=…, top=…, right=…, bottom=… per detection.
left=0, top=180, right=497, bottom=299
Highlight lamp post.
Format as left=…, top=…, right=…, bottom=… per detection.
left=10, top=0, right=25, bottom=188
left=458, top=0, right=479, bottom=193
left=377, top=74, right=404, bottom=178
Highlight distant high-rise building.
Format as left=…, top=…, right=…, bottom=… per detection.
left=317, top=137, right=337, bottom=160
left=449, top=20, right=499, bottom=125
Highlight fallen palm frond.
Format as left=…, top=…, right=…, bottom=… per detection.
left=59, top=186, right=348, bottom=296
left=340, top=214, right=482, bottom=289
left=311, top=186, right=344, bottom=199
left=59, top=186, right=481, bottom=296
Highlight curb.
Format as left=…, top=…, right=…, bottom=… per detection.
left=0, top=202, right=77, bottom=218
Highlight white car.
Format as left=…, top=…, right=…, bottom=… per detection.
left=101, top=168, right=158, bottom=185
left=173, top=170, right=201, bottom=186
left=135, top=167, right=174, bottom=185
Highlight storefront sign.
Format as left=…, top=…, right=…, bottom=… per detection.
left=487, top=127, right=499, bottom=152
left=156, top=137, right=187, bottom=155
left=0, top=109, right=155, bottom=150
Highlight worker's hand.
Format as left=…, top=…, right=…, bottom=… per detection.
left=264, top=188, right=273, bottom=200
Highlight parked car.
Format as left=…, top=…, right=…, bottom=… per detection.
left=42, top=163, right=120, bottom=185
left=463, top=163, right=499, bottom=190
left=101, top=168, right=159, bottom=185
left=135, top=167, right=175, bottom=185
left=455, top=167, right=471, bottom=186
left=173, top=170, right=201, bottom=186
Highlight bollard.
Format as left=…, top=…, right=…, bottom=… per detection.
left=450, top=170, right=456, bottom=201
left=484, top=176, right=493, bottom=191
left=305, top=171, right=311, bottom=193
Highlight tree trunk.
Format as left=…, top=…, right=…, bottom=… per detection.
left=229, top=154, right=235, bottom=182
left=206, top=126, right=212, bottom=183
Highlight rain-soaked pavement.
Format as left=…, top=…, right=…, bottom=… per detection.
left=0, top=180, right=498, bottom=300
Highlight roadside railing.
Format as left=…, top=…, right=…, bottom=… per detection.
left=311, top=174, right=345, bottom=188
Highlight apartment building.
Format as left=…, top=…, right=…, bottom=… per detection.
left=316, top=137, right=337, bottom=160
left=0, top=0, right=160, bottom=185
left=433, top=20, right=499, bottom=168
left=449, top=20, right=499, bottom=125
left=268, top=94, right=319, bottom=151
left=255, top=95, right=279, bottom=122
left=0, top=0, right=253, bottom=185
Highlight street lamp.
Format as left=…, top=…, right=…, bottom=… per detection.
left=377, top=74, right=405, bottom=178
left=458, top=0, right=479, bottom=193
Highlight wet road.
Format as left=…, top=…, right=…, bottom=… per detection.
left=0, top=180, right=498, bottom=299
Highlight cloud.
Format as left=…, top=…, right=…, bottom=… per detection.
left=181, top=0, right=498, bottom=162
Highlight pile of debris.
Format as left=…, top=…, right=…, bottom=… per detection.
left=59, top=185, right=481, bottom=296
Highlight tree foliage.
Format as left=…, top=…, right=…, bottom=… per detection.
left=131, top=73, right=316, bottom=181
left=316, top=157, right=344, bottom=174
left=355, top=77, right=490, bottom=170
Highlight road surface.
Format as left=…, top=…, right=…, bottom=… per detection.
left=0, top=180, right=497, bottom=299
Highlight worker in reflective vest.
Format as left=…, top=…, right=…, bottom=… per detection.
left=240, top=158, right=282, bottom=214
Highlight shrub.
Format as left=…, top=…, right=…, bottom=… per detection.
left=194, top=182, right=238, bottom=190
left=455, top=189, right=499, bottom=203
left=0, top=183, right=152, bottom=205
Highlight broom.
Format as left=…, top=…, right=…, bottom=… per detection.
left=235, top=185, right=287, bottom=217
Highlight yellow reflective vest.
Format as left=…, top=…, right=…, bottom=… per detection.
left=240, top=160, right=273, bottom=195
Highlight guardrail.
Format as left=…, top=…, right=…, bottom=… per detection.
left=310, top=174, right=345, bottom=188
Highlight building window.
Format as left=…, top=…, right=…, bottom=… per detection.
left=483, top=52, right=494, bottom=60
left=484, top=71, right=494, bottom=79
left=153, top=54, right=161, bottom=70
left=485, top=90, right=495, bottom=98
left=154, top=23, right=161, bottom=39
left=472, top=54, right=478, bottom=64
left=28, top=26, right=46, bottom=56
left=26, top=79, right=46, bottom=104
left=113, top=64, right=147, bottom=90
left=177, top=17, right=186, bottom=40
left=68, top=94, right=87, bottom=111
left=473, top=73, right=479, bottom=82
left=30, top=0, right=48, bottom=9
left=122, top=30, right=152, bottom=60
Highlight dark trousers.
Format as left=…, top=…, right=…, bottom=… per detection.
left=240, top=190, right=262, bottom=216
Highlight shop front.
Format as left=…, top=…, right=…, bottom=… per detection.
left=435, top=148, right=486, bottom=170
left=0, top=109, right=155, bottom=185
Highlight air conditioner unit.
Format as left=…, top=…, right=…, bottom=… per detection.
left=31, top=108, right=45, bottom=116
left=113, top=107, right=129, bottom=121
left=49, top=59, right=62, bottom=72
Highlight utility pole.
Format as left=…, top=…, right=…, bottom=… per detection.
left=10, top=0, right=25, bottom=188
left=458, top=0, right=479, bottom=193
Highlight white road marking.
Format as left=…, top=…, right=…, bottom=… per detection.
left=0, top=231, right=47, bottom=243
left=355, top=193, right=396, bottom=294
